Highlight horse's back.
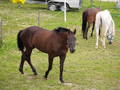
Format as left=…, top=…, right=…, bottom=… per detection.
left=20, top=26, right=52, bottom=49
left=32, top=27, right=62, bottom=54
left=32, top=28, right=54, bottom=48
left=84, top=8, right=101, bottom=23
left=21, top=26, right=44, bottom=37
left=96, top=10, right=115, bottom=36
left=96, top=10, right=113, bottom=27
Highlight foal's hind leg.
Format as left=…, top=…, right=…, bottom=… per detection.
left=91, top=22, right=95, bottom=37
left=44, top=55, right=54, bottom=79
left=25, top=48, right=38, bottom=75
left=19, top=52, right=25, bottom=74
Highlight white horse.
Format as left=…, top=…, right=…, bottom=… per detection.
left=95, top=10, right=115, bottom=48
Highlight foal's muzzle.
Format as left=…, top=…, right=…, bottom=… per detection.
left=70, top=49, right=75, bottom=53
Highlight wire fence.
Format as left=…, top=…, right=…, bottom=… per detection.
left=82, top=0, right=119, bottom=9
left=0, top=19, right=3, bottom=47
left=0, top=0, right=120, bottom=48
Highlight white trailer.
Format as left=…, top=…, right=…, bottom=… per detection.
left=48, top=0, right=82, bottom=11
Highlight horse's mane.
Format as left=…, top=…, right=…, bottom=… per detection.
left=54, top=27, right=71, bottom=33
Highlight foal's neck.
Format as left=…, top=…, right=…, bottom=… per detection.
left=59, top=33, right=68, bottom=44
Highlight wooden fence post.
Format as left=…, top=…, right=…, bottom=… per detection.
left=0, top=19, right=3, bottom=47
left=99, top=0, right=102, bottom=8
left=90, top=0, right=93, bottom=7
left=38, top=11, right=40, bottom=26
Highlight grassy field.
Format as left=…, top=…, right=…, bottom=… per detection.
left=0, top=0, right=120, bottom=90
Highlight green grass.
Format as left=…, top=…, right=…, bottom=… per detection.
left=0, top=0, right=120, bottom=90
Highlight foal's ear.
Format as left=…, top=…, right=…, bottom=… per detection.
left=73, top=29, right=76, bottom=35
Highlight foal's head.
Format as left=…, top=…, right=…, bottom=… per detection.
left=55, top=27, right=76, bottom=53
left=67, top=30, right=76, bottom=53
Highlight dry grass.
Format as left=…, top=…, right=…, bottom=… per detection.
left=0, top=1, right=120, bottom=90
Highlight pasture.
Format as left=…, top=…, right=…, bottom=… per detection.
left=0, top=0, right=120, bottom=90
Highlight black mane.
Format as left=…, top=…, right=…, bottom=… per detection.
left=54, top=27, right=71, bottom=33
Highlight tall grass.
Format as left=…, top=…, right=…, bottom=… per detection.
left=0, top=0, right=120, bottom=90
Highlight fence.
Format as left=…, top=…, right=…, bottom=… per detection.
left=82, top=0, right=119, bottom=9
left=0, top=19, right=3, bottom=47
left=1, top=0, right=120, bottom=48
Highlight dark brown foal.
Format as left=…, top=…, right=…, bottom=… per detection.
left=17, top=26, right=76, bottom=83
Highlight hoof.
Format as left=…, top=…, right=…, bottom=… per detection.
left=20, top=72, right=24, bottom=74
left=85, top=37, right=88, bottom=40
left=103, top=45, right=106, bottom=48
left=95, top=46, right=98, bottom=49
left=43, top=76, right=48, bottom=80
left=60, top=79, right=64, bottom=83
left=44, top=77, right=47, bottom=80
left=109, top=42, right=112, bottom=44
left=34, top=72, right=38, bottom=75
left=91, top=33, right=93, bottom=37
left=19, top=69, right=24, bottom=74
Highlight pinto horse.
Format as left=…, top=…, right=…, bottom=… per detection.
left=17, top=26, right=76, bottom=83
left=82, top=8, right=101, bottom=40
left=95, top=10, right=115, bottom=48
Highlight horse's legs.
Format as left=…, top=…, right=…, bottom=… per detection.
left=19, top=52, right=25, bottom=74
left=91, top=22, right=95, bottom=37
left=44, top=55, right=54, bottom=79
left=100, top=33, right=106, bottom=48
left=96, top=28, right=100, bottom=48
left=25, top=48, right=38, bottom=75
left=83, top=22, right=87, bottom=39
left=101, top=37, right=106, bottom=48
left=85, top=24, right=90, bottom=40
left=59, top=54, right=66, bottom=83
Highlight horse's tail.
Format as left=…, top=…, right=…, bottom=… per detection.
left=111, top=19, right=115, bottom=36
left=99, top=16, right=103, bottom=36
left=82, top=12, right=87, bottom=33
left=17, top=30, right=24, bottom=52
left=95, top=13, right=101, bottom=37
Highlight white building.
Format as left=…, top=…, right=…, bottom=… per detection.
left=100, top=0, right=118, bottom=2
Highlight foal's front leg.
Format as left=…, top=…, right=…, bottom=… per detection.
left=19, top=53, right=25, bottom=74
left=44, top=55, right=54, bottom=79
left=26, top=49, right=38, bottom=75
left=59, top=55, right=66, bottom=83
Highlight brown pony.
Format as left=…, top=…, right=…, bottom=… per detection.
left=17, top=26, right=76, bottom=83
left=82, top=8, right=101, bottom=40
